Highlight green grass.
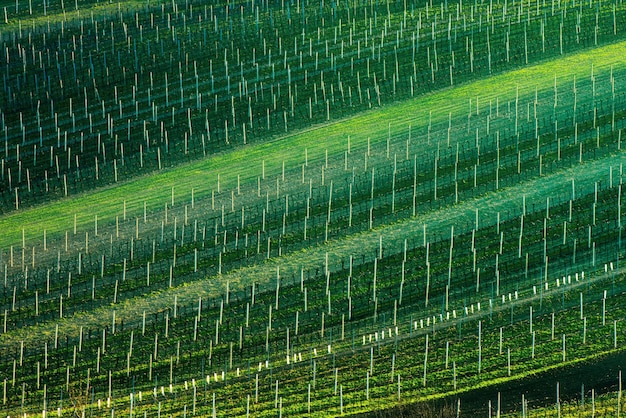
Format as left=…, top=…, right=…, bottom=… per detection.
left=502, top=387, right=623, bottom=417
left=1, top=10, right=625, bottom=414
left=2, top=145, right=621, bottom=349
left=1, top=39, right=624, bottom=251
left=0, top=0, right=148, bottom=29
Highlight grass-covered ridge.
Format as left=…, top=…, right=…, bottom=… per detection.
left=2, top=148, right=621, bottom=350
left=0, top=39, right=624, bottom=249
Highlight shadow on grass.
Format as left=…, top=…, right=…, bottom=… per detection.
left=353, top=400, right=457, bottom=418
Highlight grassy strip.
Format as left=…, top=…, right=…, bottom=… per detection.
left=0, top=41, right=624, bottom=250
left=0, top=0, right=246, bottom=30
left=34, top=274, right=626, bottom=417
left=0, top=0, right=147, bottom=30
left=1, top=148, right=622, bottom=350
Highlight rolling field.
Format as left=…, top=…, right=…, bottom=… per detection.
left=0, top=0, right=625, bottom=416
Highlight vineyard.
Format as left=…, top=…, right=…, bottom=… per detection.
left=0, top=0, right=625, bottom=416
